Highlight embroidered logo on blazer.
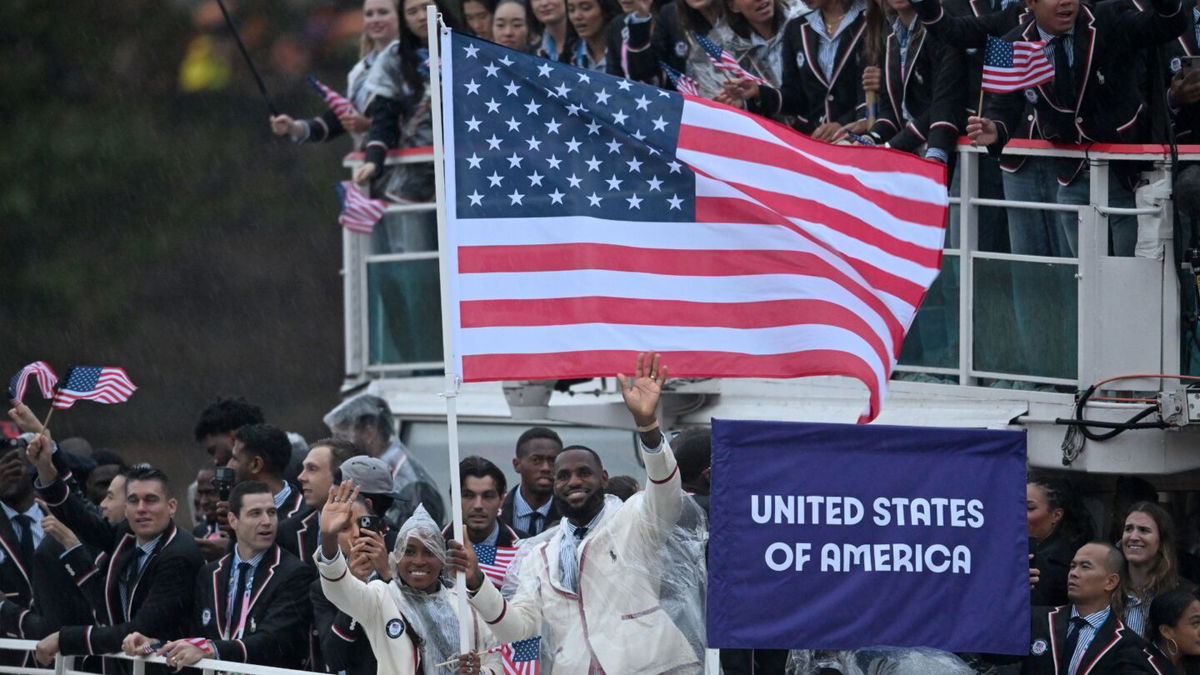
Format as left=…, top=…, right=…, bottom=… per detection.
left=796, top=52, right=806, bottom=69
left=1031, top=639, right=1047, bottom=655
left=201, top=609, right=212, bottom=626
left=1025, top=89, right=1039, bottom=104
left=1171, top=57, right=1182, bottom=74
left=386, top=618, right=406, bottom=638
left=675, top=40, right=688, bottom=57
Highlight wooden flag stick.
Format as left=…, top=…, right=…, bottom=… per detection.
left=39, top=405, right=55, bottom=435
left=867, top=91, right=877, bottom=125
left=977, top=89, right=985, bottom=119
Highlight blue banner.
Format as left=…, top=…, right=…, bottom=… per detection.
left=708, top=419, right=1029, bottom=655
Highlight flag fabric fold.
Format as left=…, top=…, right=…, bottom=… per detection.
left=441, top=31, right=948, bottom=422
left=8, top=362, right=58, bottom=403
left=52, top=366, right=137, bottom=410
left=336, top=181, right=388, bottom=234
left=980, top=36, right=1054, bottom=93
left=307, top=76, right=358, bottom=118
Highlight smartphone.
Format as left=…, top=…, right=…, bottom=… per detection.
left=358, top=515, right=383, bottom=533
left=1180, top=55, right=1200, bottom=80
left=212, top=467, right=235, bottom=501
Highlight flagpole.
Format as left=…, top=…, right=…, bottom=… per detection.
left=426, top=5, right=471, bottom=659
left=214, top=0, right=280, bottom=116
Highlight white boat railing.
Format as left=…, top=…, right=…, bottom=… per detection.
left=0, top=638, right=314, bottom=675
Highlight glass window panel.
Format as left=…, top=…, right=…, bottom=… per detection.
left=973, top=258, right=1077, bottom=380
left=368, top=259, right=443, bottom=367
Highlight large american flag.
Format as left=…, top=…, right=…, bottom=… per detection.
left=307, top=76, right=357, bottom=118
left=441, top=31, right=947, bottom=421
left=980, top=36, right=1054, bottom=93
left=8, top=361, right=57, bottom=403
left=473, top=543, right=539, bottom=674
left=51, top=366, right=137, bottom=409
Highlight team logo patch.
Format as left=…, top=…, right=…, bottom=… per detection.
left=386, top=618, right=406, bottom=638
left=675, top=40, right=688, bottom=57
left=201, top=609, right=212, bottom=626
left=1031, top=639, right=1047, bottom=655
left=1171, top=57, right=1182, bottom=74
left=1025, top=89, right=1039, bottom=104
left=795, top=52, right=806, bottom=69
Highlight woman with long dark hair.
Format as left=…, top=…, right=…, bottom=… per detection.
left=1147, top=587, right=1200, bottom=674
left=564, top=0, right=622, bottom=69
left=719, top=0, right=868, bottom=137
left=1123, top=502, right=1186, bottom=638
left=614, top=0, right=727, bottom=95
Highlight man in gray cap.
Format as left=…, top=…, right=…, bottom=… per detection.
left=324, top=395, right=445, bottom=528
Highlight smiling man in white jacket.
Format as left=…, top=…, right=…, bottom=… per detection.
left=448, top=352, right=703, bottom=674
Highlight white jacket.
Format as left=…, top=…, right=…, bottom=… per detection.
left=317, top=550, right=502, bottom=674
left=469, top=436, right=702, bottom=674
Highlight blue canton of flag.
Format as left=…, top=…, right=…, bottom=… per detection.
left=507, top=637, right=540, bottom=662
left=450, top=34, right=695, bottom=221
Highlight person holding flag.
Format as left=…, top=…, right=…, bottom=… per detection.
left=928, top=0, right=1188, bottom=257
left=720, top=0, right=872, bottom=141
left=447, top=353, right=709, bottom=674
left=269, top=0, right=400, bottom=146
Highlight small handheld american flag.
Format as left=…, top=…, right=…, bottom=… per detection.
left=693, top=32, right=767, bottom=85
left=8, top=362, right=58, bottom=403
left=52, top=366, right=137, bottom=410
left=660, top=62, right=701, bottom=96
left=980, top=35, right=1054, bottom=93
left=473, top=544, right=519, bottom=588
left=307, top=76, right=358, bottom=118
left=473, top=544, right=540, bottom=674
left=336, top=181, right=388, bottom=234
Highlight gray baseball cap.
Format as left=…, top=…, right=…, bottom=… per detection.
left=339, top=456, right=396, bottom=495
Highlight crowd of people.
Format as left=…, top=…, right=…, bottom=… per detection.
left=3, top=354, right=1200, bottom=674
left=269, top=0, right=1198, bottom=258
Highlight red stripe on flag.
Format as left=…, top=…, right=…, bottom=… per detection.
left=463, top=350, right=883, bottom=421
left=695, top=196, right=930, bottom=318
left=461, top=297, right=893, bottom=373
left=679, top=125, right=947, bottom=229
left=682, top=97, right=948, bottom=184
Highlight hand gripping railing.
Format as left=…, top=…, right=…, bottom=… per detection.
left=0, top=639, right=315, bottom=675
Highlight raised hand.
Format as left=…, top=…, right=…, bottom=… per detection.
left=25, top=434, right=57, bottom=484
left=319, top=481, right=360, bottom=559
left=7, top=401, right=44, bottom=435
left=616, top=352, right=666, bottom=429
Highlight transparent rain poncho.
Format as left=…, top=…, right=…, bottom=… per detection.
left=785, top=647, right=975, bottom=674
left=324, top=394, right=446, bottom=526
left=389, top=504, right=499, bottom=675
left=498, top=487, right=710, bottom=674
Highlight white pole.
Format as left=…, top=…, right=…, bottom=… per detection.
left=426, top=5, right=471, bottom=657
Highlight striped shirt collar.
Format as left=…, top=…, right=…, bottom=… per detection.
left=273, top=483, right=293, bottom=510
left=561, top=508, right=604, bottom=541
left=1070, top=605, right=1110, bottom=631
left=513, top=487, right=553, bottom=519
left=231, top=546, right=267, bottom=570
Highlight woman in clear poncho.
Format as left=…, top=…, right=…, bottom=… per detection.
left=317, top=481, right=501, bottom=675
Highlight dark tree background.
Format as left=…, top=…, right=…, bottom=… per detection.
left=3, top=0, right=366, bottom=490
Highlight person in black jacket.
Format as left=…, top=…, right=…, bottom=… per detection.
left=445, top=456, right=527, bottom=546
left=863, top=0, right=965, bottom=161
left=27, top=439, right=204, bottom=671
left=278, top=438, right=365, bottom=565
left=730, top=0, right=872, bottom=139
left=963, top=0, right=1189, bottom=257
left=500, top=427, right=563, bottom=537
left=1028, top=474, right=1092, bottom=608
left=1023, top=541, right=1159, bottom=674
left=123, top=481, right=315, bottom=670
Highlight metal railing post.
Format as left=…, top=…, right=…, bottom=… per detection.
left=957, top=146, right=979, bottom=386
left=1076, top=160, right=1109, bottom=388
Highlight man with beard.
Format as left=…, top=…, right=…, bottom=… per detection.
left=449, top=353, right=702, bottom=674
